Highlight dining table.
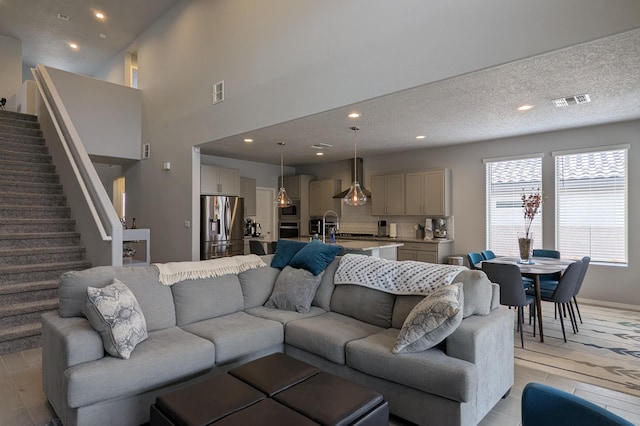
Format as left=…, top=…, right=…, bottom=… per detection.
left=478, top=256, right=576, bottom=343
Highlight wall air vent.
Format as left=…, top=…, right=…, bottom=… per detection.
left=142, top=143, right=150, bottom=159
left=310, top=143, right=333, bottom=150
left=551, top=93, right=591, bottom=108
left=213, top=81, right=224, bottom=104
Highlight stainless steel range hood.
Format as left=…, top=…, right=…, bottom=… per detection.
left=333, top=158, right=372, bottom=199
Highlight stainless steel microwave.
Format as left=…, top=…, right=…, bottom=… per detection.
left=278, top=199, right=300, bottom=220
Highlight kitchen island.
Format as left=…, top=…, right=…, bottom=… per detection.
left=334, top=239, right=404, bottom=260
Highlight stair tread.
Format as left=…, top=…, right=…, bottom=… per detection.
left=0, top=232, right=80, bottom=239
left=0, top=323, right=42, bottom=342
left=0, top=280, right=59, bottom=295
left=0, top=191, right=65, bottom=197
left=0, top=246, right=85, bottom=255
left=0, top=218, right=74, bottom=223
left=0, top=298, right=59, bottom=317
left=0, top=260, right=90, bottom=272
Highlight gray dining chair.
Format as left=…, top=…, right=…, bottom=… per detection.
left=538, top=256, right=590, bottom=324
left=249, top=240, right=266, bottom=255
left=482, top=262, right=536, bottom=348
left=533, top=260, right=583, bottom=342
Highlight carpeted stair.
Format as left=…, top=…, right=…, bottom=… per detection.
left=0, top=110, right=91, bottom=355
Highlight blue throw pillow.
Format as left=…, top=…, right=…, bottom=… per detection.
left=289, top=240, right=342, bottom=276
left=270, top=239, right=308, bottom=269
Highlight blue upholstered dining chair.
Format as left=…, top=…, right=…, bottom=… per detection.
left=466, top=252, right=484, bottom=270
left=522, top=382, right=635, bottom=426
left=529, top=260, right=583, bottom=342
left=482, top=262, right=536, bottom=348
left=481, top=250, right=496, bottom=260
left=532, top=249, right=560, bottom=259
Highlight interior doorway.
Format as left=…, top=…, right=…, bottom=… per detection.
left=256, top=187, right=276, bottom=242
left=113, top=176, right=126, bottom=222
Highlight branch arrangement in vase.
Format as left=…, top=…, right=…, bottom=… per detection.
left=521, top=189, right=544, bottom=239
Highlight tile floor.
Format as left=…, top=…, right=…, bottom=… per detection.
left=2, top=347, right=640, bottom=426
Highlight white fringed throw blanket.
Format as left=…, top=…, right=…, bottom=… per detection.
left=334, top=254, right=467, bottom=296
left=154, top=254, right=266, bottom=286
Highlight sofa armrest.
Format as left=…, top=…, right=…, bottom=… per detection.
left=42, top=311, right=104, bottom=411
left=446, top=308, right=514, bottom=423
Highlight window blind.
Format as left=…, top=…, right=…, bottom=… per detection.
left=555, top=148, right=628, bottom=264
left=485, top=157, right=542, bottom=256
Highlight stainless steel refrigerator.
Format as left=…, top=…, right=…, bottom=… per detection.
left=200, top=195, right=245, bottom=260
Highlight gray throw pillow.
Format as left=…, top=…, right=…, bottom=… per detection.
left=265, top=266, right=324, bottom=313
left=392, top=283, right=463, bottom=354
left=84, top=278, right=148, bottom=359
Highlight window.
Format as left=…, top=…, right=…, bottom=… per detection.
left=485, top=155, right=542, bottom=256
left=554, top=146, right=628, bottom=264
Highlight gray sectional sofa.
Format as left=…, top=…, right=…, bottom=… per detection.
left=42, top=254, right=514, bottom=426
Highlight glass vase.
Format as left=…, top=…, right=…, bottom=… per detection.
left=517, top=232, right=533, bottom=264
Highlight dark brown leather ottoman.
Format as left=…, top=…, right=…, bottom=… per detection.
left=150, top=353, right=388, bottom=426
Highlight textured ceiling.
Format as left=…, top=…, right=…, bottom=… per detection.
left=0, top=0, right=181, bottom=75
left=200, top=28, right=640, bottom=166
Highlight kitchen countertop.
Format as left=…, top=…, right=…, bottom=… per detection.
left=334, top=239, right=404, bottom=251
left=334, top=235, right=453, bottom=244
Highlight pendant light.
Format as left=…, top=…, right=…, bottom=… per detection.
left=344, top=126, right=367, bottom=206
left=274, top=142, right=292, bottom=207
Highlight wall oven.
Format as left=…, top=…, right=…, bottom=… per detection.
left=278, top=199, right=300, bottom=221
left=279, top=221, right=300, bottom=239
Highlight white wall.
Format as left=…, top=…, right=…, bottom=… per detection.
left=298, top=119, right=640, bottom=307
left=0, top=34, right=22, bottom=108
left=96, top=0, right=640, bottom=269
left=44, top=66, right=142, bottom=160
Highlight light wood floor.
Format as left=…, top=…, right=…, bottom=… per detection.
left=2, top=307, right=640, bottom=425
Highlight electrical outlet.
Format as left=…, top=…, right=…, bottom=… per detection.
left=184, top=220, right=191, bottom=228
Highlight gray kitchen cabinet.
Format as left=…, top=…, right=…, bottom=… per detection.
left=405, top=169, right=452, bottom=216
left=201, top=165, right=240, bottom=195
left=309, top=179, right=341, bottom=217
left=371, top=173, right=405, bottom=216
left=240, top=177, right=257, bottom=216
left=396, top=241, right=453, bottom=264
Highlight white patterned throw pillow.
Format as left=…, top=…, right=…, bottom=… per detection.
left=392, top=283, right=463, bottom=354
left=85, top=278, right=148, bottom=359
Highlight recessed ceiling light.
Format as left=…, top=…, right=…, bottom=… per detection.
left=99, top=33, right=107, bottom=39
left=517, top=104, right=534, bottom=111
left=243, top=138, right=254, bottom=143
left=95, top=12, right=105, bottom=20
left=348, top=112, right=361, bottom=118
left=416, top=135, right=426, bottom=140
left=316, top=152, right=324, bottom=156
left=69, top=43, right=79, bottom=50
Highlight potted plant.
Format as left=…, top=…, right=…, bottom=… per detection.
left=518, top=189, right=543, bottom=263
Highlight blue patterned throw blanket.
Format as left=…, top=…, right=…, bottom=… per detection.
left=334, top=254, right=467, bottom=296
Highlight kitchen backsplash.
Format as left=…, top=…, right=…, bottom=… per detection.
left=338, top=202, right=454, bottom=240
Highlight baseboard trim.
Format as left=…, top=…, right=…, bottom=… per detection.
left=579, top=297, right=640, bottom=312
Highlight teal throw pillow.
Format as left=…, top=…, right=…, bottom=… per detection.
left=289, top=239, right=342, bottom=276
left=270, top=239, right=308, bottom=269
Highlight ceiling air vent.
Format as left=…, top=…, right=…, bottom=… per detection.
left=551, top=93, right=591, bottom=108
left=310, top=143, right=333, bottom=150
left=57, top=13, right=70, bottom=21
left=212, top=81, right=224, bottom=104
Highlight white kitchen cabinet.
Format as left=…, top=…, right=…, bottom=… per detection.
left=309, top=179, right=341, bottom=217
left=240, top=177, right=257, bottom=216
left=405, top=169, right=452, bottom=216
left=201, top=165, right=240, bottom=195
left=371, top=173, right=405, bottom=216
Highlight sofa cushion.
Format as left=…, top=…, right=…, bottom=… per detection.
left=84, top=279, right=148, bottom=359
left=285, top=312, right=383, bottom=364
left=171, top=275, right=244, bottom=326
left=270, top=239, right=307, bottom=269
left=65, top=327, right=215, bottom=408
left=391, top=295, right=424, bottom=329
left=181, top=312, right=284, bottom=364
left=346, top=328, right=477, bottom=403
left=265, top=266, right=323, bottom=313
left=238, top=257, right=280, bottom=309
left=451, top=270, right=493, bottom=317
left=246, top=306, right=326, bottom=325
left=289, top=240, right=341, bottom=276
left=59, top=266, right=176, bottom=332
left=312, top=257, right=339, bottom=311
left=392, top=284, right=463, bottom=354
left=330, top=285, right=395, bottom=328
